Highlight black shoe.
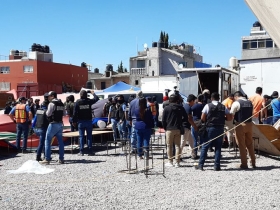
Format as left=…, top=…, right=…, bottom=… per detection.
left=208, top=148, right=214, bottom=152
left=78, top=152, right=84, bottom=156
left=22, top=149, right=28, bottom=154
left=88, top=152, right=95, bottom=156
left=58, top=159, right=65, bottom=164
left=195, top=165, right=204, bottom=171
left=36, top=156, right=43, bottom=161
left=214, top=167, right=221, bottom=171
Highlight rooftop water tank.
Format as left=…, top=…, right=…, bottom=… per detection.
left=15, top=50, right=19, bottom=56
left=253, top=21, right=261, bottom=27
left=229, top=57, right=238, bottom=69
left=81, top=62, right=87, bottom=67
left=158, top=42, right=164, bottom=48
left=31, top=43, right=37, bottom=51
left=10, top=49, right=15, bottom=55
left=152, top=42, right=157, bottom=47
left=94, top=68, right=99, bottom=73
left=86, top=81, right=92, bottom=89
left=106, top=64, right=113, bottom=71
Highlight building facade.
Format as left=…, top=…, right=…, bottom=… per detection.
left=0, top=49, right=88, bottom=98
left=88, top=71, right=130, bottom=90
left=239, top=22, right=280, bottom=96
left=129, top=42, right=209, bottom=88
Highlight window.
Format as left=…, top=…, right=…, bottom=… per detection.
left=149, top=60, right=151, bottom=66
left=0, top=82, right=10, bottom=91
left=23, top=65, right=33, bottom=73
left=258, top=40, right=265, bottom=48
left=137, top=60, right=145, bottom=68
left=250, top=40, right=258, bottom=49
left=101, top=82, right=106, bottom=89
left=135, top=80, right=139, bottom=85
left=242, top=41, right=249, bottom=49
left=266, top=39, right=273, bottom=48
left=0, top=66, right=10, bottom=74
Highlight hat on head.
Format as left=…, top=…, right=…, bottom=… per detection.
left=271, top=91, right=279, bottom=99
left=202, top=89, right=210, bottom=95
left=46, top=91, right=57, bottom=97
left=137, top=90, right=143, bottom=98
left=87, top=93, right=94, bottom=99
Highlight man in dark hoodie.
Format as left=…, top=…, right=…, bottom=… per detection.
left=162, top=94, right=187, bottom=168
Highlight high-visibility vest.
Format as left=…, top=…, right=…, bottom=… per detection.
left=148, top=102, right=157, bottom=116
left=15, top=104, right=27, bottom=123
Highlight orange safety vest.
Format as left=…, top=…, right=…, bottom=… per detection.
left=148, top=102, right=157, bottom=116
left=15, top=104, right=27, bottom=123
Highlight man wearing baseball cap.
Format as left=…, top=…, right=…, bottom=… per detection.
left=9, top=96, right=33, bottom=153
left=40, top=91, right=65, bottom=164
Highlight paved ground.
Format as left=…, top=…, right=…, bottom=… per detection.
left=0, top=137, right=280, bottom=210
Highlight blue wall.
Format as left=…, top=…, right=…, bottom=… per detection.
left=194, top=61, right=212, bottom=68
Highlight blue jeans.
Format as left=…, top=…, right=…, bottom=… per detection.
left=135, top=128, right=151, bottom=157
left=111, top=118, right=118, bottom=141
left=35, top=127, right=47, bottom=157
left=263, top=117, right=273, bottom=125
left=69, top=117, right=76, bottom=132
left=191, top=126, right=201, bottom=156
left=131, top=125, right=137, bottom=149
left=78, top=120, right=93, bottom=153
left=45, top=123, right=64, bottom=161
left=199, top=126, right=224, bottom=168
left=273, top=116, right=280, bottom=125
left=117, top=120, right=127, bottom=139
left=126, top=121, right=132, bottom=140
left=16, top=122, right=29, bottom=150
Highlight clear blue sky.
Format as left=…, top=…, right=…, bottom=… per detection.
left=0, top=0, right=256, bottom=72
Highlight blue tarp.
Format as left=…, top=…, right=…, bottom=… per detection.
left=103, top=81, right=140, bottom=92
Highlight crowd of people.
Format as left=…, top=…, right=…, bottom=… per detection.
left=3, top=86, right=280, bottom=170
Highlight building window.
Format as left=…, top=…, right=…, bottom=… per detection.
left=258, top=40, right=265, bottom=48
left=23, top=65, right=33, bottom=73
left=137, top=60, right=145, bottom=68
left=250, top=40, right=258, bottom=49
left=101, top=82, right=106, bottom=89
left=0, top=66, right=10, bottom=74
left=266, top=39, right=273, bottom=48
left=149, top=60, right=151, bottom=66
left=135, top=80, right=139, bottom=85
left=0, top=82, right=10, bottom=91
left=242, top=41, right=249, bottom=49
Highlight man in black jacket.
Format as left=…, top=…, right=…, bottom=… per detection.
left=162, top=94, right=187, bottom=168
left=73, top=90, right=95, bottom=156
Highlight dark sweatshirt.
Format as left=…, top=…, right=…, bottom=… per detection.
left=162, top=103, right=187, bottom=130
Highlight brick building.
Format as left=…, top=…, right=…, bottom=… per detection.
left=0, top=48, right=88, bottom=98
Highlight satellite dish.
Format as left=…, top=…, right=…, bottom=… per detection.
left=144, top=43, right=148, bottom=49
left=178, top=64, right=183, bottom=69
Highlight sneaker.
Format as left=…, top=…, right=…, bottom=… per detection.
left=88, top=152, right=95, bottom=156
left=22, top=149, right=28, bottom=154
left=165, top=162, right=174, bottom=167
left=174, top=162, right=181, bottom=168
left=78, top=152, right=84, bottom=156
left=58, top=159, right=64, bottom=164
left=36, top=156, right=43, bottom=162
left=194, top=165, right=204, bottom=171
left=214, top=167, right=221, bottom=171
left=237, top=164, right=248, bottom=169
left=40, top=159, right=50, bottom=165
left=250, top=163, right=257, bottom=169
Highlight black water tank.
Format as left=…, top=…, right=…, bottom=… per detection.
left=32, top=43, right=37, bottom=51
left=81, top=62, right=87, bottom=67
left=15, top=50, right=19, bottom=55
left=44, top=45, right=50, bottom=53
left=215, top=64, right=221, bottom=67
left=152, top=42, right=157, bottom=47
left=158, top=42, right=164, bottom=48
left=106, top=64, right=113, bottom=71
left=253, top=21, right=261, bottom=27
left=94, top=68, right=99, bottom=73
left=86, top=81, right=92, bottom=89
